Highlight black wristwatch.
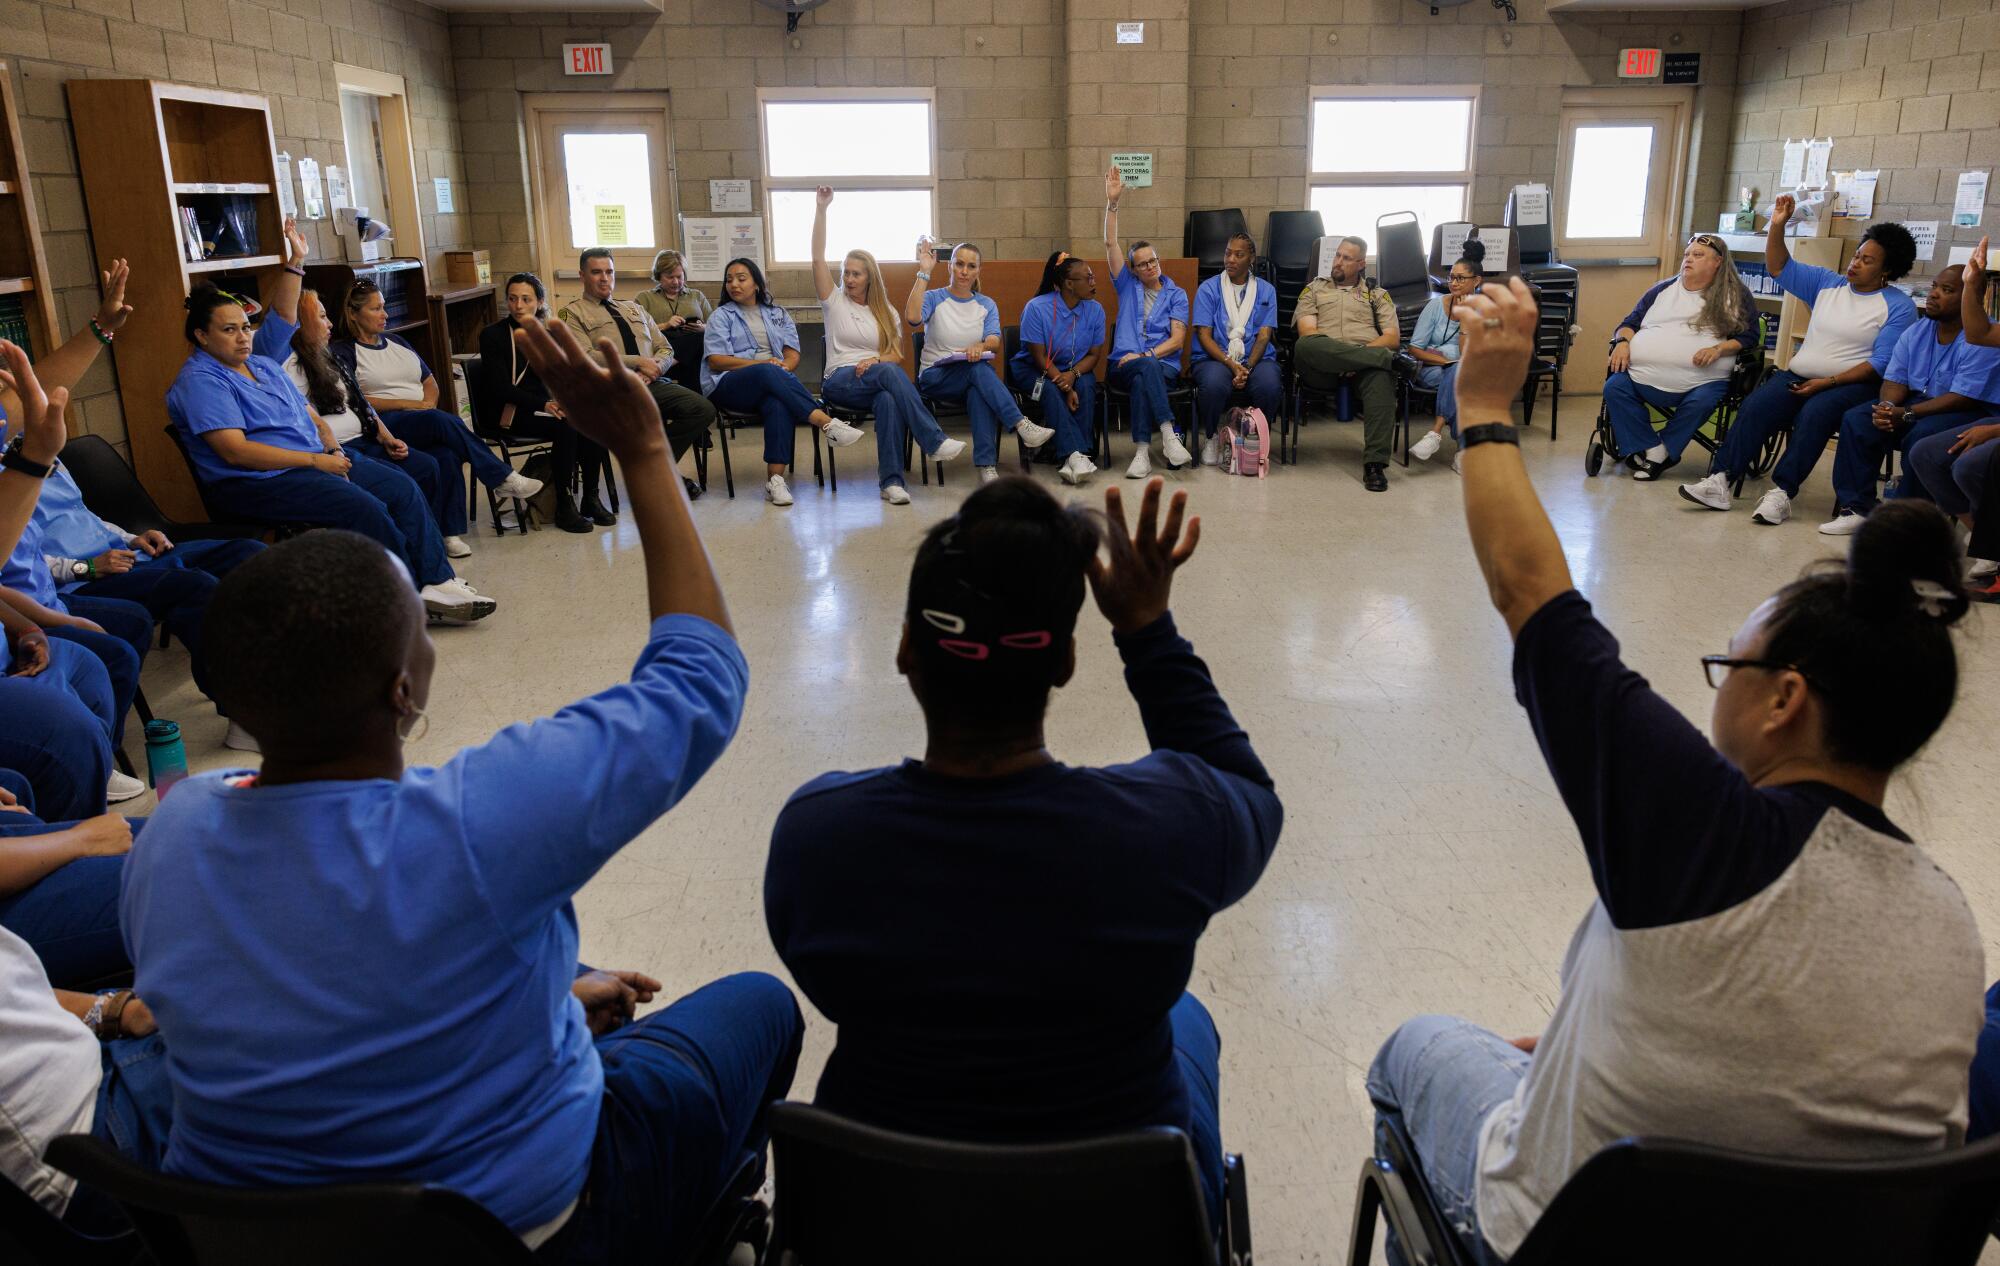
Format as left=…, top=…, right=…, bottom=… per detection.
left=70, top=560, right=90, bottom=581
left=1461, top=423, right=1521, bottom=449
left=1608, top=334, right=1629, bottom=347
left=0, top=438, right=51, bottom=479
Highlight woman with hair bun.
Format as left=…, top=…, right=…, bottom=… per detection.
left=766, top=475, right=1282, bottom=1232
left=477, top=272, right=609, bottom=534
left=1404, top=239, right=1485, bottom=469
left=1371, top=276, right=1982, bottom=1264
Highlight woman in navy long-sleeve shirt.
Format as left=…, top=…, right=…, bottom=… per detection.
left=764, top=476, right=1282, bottom=1225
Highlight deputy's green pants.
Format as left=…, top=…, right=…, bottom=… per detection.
left=1293, top=337, right=1397, bottom=465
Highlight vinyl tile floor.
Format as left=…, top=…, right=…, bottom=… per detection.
left=136, top=400, right=2000, bottom=1264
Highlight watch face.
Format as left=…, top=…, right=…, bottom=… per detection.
left=72, top=562, right=89, bottom=578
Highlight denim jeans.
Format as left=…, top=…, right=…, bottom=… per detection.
left=1830, top=403, right=1979, bottom=512
left=203, top=457, right=454, bottom=588
left=1602, top=372, right=1730, bottom=462
left=0, top=641, right=114, bottom=821
left=1109, top=356, right=1179, bottom=442
left=918, top=360, right=1021, bottom=467
left=1366, top=1014, right=1529, bottom=1266
left=1190, top=359, right=1282, bottom=438
left=62, top=1034, right=175, bottom=1234
left=66, top=538, right=263, bottom=707
left=824, top=363, right=947, bottom=489
left=1008, top=363, right=1096, bottom=462
left=1905, top=428, right=2000, bottom=517
left=708, top=363, right=824, bottom=468
left=1707, top=371, right=1876, bottom=495
left=375, top=408, right=514, bottom=537
left=536, top=972, right=804, bottom=1265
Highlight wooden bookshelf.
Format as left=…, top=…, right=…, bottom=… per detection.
left=67, top=80, right=286, bottom=520
left=0, top=61, right=59, bottom=363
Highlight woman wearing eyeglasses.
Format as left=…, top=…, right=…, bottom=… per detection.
left=1601, top=233, right=1760, bottom=481
left=1368, top=277, right=1981, bottom=1265
left=1404, top=241, right=1485, bottom=470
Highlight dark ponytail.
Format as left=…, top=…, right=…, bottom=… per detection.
left=1762, top=500, right=1968, bottom=770
left=184, top=283, right=239, bottom=343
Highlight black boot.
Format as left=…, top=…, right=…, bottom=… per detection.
left=554, top=489, right=593, bottom=533
left=580, top=491, right=617, bottom=526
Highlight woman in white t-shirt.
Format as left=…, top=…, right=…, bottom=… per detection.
left=906, top=241, right=1056, bottom=484
left=333, top=280, right=541, bottom=555
left=810, top=189, right=965, bottom=507
left=1602, top=233, right=1760, bottom=480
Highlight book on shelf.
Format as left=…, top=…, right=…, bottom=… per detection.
left=180, top=205, right=206, bottom=262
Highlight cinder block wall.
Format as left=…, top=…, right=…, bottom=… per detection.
left=1725, top=0, right=2000, bottom=278
left=0, top=0, right=464, bottom=451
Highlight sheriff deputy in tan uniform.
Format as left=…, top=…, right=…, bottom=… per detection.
left=1293, top=235, right=1401, bottom=491
left=557, top=247, right=717, bottom=495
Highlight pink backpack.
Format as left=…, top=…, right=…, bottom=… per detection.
left=1215, top=407, right=1269, bottom=478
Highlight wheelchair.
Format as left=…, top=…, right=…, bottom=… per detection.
left=1584, top=323, right=1778, bottom=491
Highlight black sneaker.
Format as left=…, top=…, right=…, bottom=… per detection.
left=1363, top=462, right=1388, bottom=492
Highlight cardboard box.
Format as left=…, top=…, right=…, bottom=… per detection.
left=444, top=250, right=491, bottom=286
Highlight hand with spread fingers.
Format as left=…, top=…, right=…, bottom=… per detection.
left=0, top=339, right=70, bottom=465
left=515, top=318, right=669, bottom=460
left=1086, top=477, right=1201, bottom=635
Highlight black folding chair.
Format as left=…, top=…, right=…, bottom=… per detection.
left=1375, top=211, right=1436, bottom=342
left=1347, top=1114, right=2000, bottom=1266
left=766, top=1101, right=1251, bottom=1266
left=1264, top=209, right=1326, bottom=332
left=1519, top=287, right=1573, bottom=442
left=1186, top=208, right=1250, bottom=285
left=0, top=1164, right=143, bottom=1266
left=457, top=355, right=549, bottom=535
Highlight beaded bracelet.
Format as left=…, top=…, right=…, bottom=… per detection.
left=87, top=317, right=113, bottom=346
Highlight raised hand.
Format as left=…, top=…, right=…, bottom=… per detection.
left=514, top=318, right=666, bottom=458
left=284, top=216, right=310, bottom=266
left=1448, top=278, right=1538, bottom=417
left=815, top=185, right=834, bottom=209
left=1086, top=477, right=1200, bottom=635
left=1770, top=194, right=1795, bottom=227
left=915, top=239, right=938, bottom=274
left=95, top=259, right=133, bottom=335
left=1972, top=237, right=1990, bottom=275
left=1105, top=163, right=1125, bottom=206
left=0, top=339, right=70, bottom=465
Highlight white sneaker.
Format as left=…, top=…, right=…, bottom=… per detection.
left=977, top=466, right=999, bottom=484
left=1451, top=451, right=1462, bottom=475
left=823, top=419, right=864, bottom=448
left=881, top=483, right=911, bottom=506
left=1410, top=430, right=1443, bottom=462
left=495, top=470, right=543, bottom=500
left=1968, top=555, right=1999, bottom=581
left=1677, top=472, right=1733, bottom=511
left=107, top=770, right=147, bottom=803
left=1126, top=447, right=1153, bottom=479
left=1060, top=452, right=1097, bottom=485
left=222, top=720, right=260, bottom=753
left=495, top=508, right=520, bottom=531
left=1159, top=428, right=1192, bottom=468
left=1015, top=419, right=1055, bottom=448
left=765, top=475, right=794, bottom=507
left=420, top=578, right=498, bottom=624
left=1818, top=508, right=1865, bottom=536
left=932, top=436, right=967, bottom=462
left=1751, top=488, right=1792, bottom=526
left=1200, top=436, right=1221, bottom=466
left=443, top=535, right=472, bottom=559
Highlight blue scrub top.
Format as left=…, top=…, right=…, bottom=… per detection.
left=1110, top=267, right=1190, bottom=370
left=1189, top=274, right=1276, bottom=365
left=166, top=349, right=322, bottom=485
left=1884, top=318, right=2000, bottom=405
left=1013, top=293, right=1106, bottom=376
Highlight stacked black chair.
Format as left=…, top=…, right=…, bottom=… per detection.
left=1186, top=208, right=1251, bottom=285
left=1374, top=212, right=1436, bottom=341
left=1519, top=286, right=1574, bottom=442
left=1264, top=209, right=1326, bottom=331
left=766, top=1101, right=1252, bottom=1265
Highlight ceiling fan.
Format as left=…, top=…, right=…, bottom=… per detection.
left=753, top=0, right=835, bottom=32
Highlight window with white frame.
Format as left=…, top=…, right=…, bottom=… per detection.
left=760, top=91, right=937, bottom=265
left=1306, top=89, right=1478, bottom=259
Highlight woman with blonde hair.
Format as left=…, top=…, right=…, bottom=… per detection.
left=909, top=239, right=1055, bottom=484
left=810, top=188, right=964, bottom=506
left=637, top=250, right=713, bottom=393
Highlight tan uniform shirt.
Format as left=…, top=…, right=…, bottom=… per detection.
left=1293, top=278, right=1397, bottom=347
left=635, top=287, right=713, bottom=328
left=556, top=294, right=674, bottom=368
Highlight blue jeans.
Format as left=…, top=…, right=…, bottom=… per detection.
left=708, top=363, right=824, bottom=468
left=1191, top=359, right=1282, bottom=438
left=0, top=641, right=114, bottom=820
left=918, top=361, right=1021, bottom=467
left=48, top=598, right=147, bottom=747
left=67, top=538, right=264, bottom=706
left=202, top=457, right=454, bottom=588
left=0, top=813, right=128, bottom=987
left=1905, top=428, right=2000, bottom=517
left=1169, top=992, right=1227, bottom=1232
left=1831, top=403, right=1978, bottom=512
left=62, top=1034, right=175, bottom=1234
left=1366, top=1015, right=1528, bottom=1266
left=1109, top=356, right=1179, bottom=442
left=824, top=363, right=947, bottom=490
left=1708, top=371, right=1876, bottom=495
left=1008, top=363, right=1096, bottom=461
left=377, top=408, right=514, bottom=537
left=536, top=972, right=804, bottom=1265
left=1603, top=372, right=1729, bottom=461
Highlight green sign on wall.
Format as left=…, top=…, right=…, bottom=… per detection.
left=1110, top=152, right=1154, bottom=189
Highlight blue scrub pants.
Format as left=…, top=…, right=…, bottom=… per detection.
left=65, top=538, right=264, bottom=706
left=45, top=602, right=144, bottom=749
left=1830, top=403, right=1980, bottom=512
left=0, top=774, right=131, bottom=989
left=1008, top=363, right=1096, bottom=462
left=1905, top=429, right=2000, bottom=517
left=536, top=972, right=804, bottom=1266
left=61, top=1034, right=175, bottom=1234
left=1366, top=1014, right=1526, bottom=1266
left=823, top=363, right=948, bottom=490
left=1170, top=991, right=1227, bottom=1232
left=1109, top=356, right=1180, bottom=442
left=201, top=457, right=454, bottom=587
left=708, top=364, right=825, bottom=468
left=349, top=438, right=444, bottom=527
left=1603, top=371, right=1730, bottom=462
left=374, top=409, right=513, bottom=538
left=917, top=361, right=1022, bottom=467
left=0, top=640, right=115, bottom=822
left=1191, top=359, right=1282, bottom=438
left=1707, top=370, right=1876, bottom=495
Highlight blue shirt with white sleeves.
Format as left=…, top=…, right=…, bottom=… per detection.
left=701, top=301, right=802, bottom=396
left=1775, top=257, right=1918, bottom=375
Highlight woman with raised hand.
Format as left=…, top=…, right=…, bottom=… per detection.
left=907, top=237, right=1054, bottom=485
left=1370, top=276, right=1982, bottom=1263
left=811, top=189, right=965, bottom=507
left=703, top=256, right=862, bottom=508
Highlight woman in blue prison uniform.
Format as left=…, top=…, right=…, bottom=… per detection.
left=1010, top=255, right=1107, bottom=486
left=1189, top=260, right=1281, bottom=451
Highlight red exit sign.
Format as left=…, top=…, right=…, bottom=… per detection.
left=1618, top=47, right=1662, bottom=78
left=563, top=43, right=613, bottom=76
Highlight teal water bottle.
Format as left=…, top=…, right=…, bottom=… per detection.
left=143, top=719, right=188, bottom=798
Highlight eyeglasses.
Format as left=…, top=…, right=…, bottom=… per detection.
left=1686, top=235, right=1726, bottom=255
left=1700, top=655, right=1816, bottom=689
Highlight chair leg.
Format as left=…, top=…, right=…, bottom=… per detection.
left=1346, top=1169, right=1383, bottom=1266
left=1224, top=1152, right=1253, bottom=1266
left=1550, top=373, right=1561, bottom=442
left=115, top=746, right=136, bottom=779
left=133, top=687, right=154, bottom=727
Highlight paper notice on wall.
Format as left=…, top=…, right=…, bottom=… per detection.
left=1475, top=227, right=1511, bottom=270
left=434, top=177, right=454, bottom=214
left=297, top=156, right=324, bottom=220
left=725, top=217, right=765, bottom=271
left=276, top=152, right=298, bottom=218
left=1908, top=221, right=1940, bottom=262
left=1804, top=138, right=1833, bottom=187
left=1780, top=139, right=1806, bottom=188
left=594, top=204, right=628, bottom=246
left=1955, top=171, right=1988, bottom=227
left=709, top=179, right=751, bottom=213
left=683, top=218, right=727, bottom=281
left=1510, top=184, right=1549, bottom=227
left=1843, top=170, right=1878, bottom=218
left=1948, top=244, right=1977, bottom=266
left=326, top=165, right=350, bottom=218
left=1438, top=222, right=1474, bottom=265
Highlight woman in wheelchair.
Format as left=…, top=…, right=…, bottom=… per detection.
left=766, top=476, right=1281, bottom=1235
left=1374, top=277, right=1980, bottom=1266
left=1599, top=232, right=1759, bottom=481
left=1406, top=242, right=1484, bottom=466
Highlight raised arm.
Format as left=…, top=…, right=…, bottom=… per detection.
left=1764, top=194, right=1796, bottom=276
left=0, top=342, right=68, bottom=564
left=0, top=263, right=131, bottom=420
left=264, top=219, right=310, bottom=325
left=809, top=187, right=837, bottom=303
left=1966, top=238, right=1997, bottom=347
left=1104, top=164, right=1127, bottom=283
left=905, top=239, right=937, bottom=328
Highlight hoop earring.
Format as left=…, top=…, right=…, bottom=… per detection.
left=397, top=708, right=428, bottom=744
